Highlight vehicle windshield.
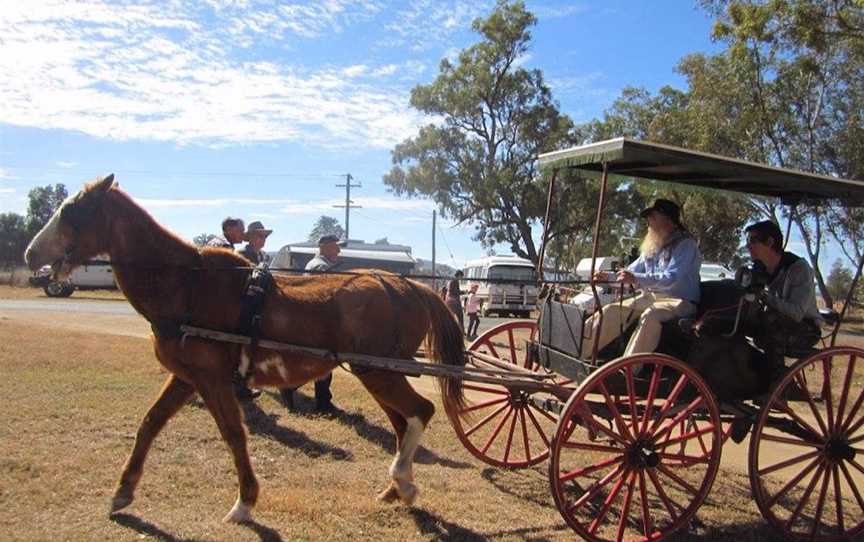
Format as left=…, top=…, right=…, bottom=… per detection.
left=488, top=265, right=537, bottom=282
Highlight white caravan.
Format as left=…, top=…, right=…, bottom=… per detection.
left=462, top=255, right=538, bottom=318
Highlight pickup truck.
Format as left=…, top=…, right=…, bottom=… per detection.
left=29, top=256, right=117, bottom=297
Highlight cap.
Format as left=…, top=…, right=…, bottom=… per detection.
left=640, top=199, right=681, bottom=223
left=318, top=234, right=344, bottom=246
left=245, top=221, right=273, bottom=236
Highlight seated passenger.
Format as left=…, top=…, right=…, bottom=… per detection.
left=580, top=199, right=702, bottom=358
left=744, top=220, right=822, bottom=365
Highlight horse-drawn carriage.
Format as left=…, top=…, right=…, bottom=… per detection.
left=451, top=138, right=864, bottom=541
left=23, top=138, right=863, bottom=541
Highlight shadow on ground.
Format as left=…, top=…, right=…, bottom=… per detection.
left=239, top=399, right=353, bottom=460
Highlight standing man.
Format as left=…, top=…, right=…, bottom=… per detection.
left=280, top=234, right=342, bottom=414
left=207, top=217, right=245, bottom=249
left=446, top=270, right=465, bottom=332
left=581, top=199, right=702, bottom=358
left=207, top=216, right=261, bottom=401
left=239, top=221, right=273, bottom=265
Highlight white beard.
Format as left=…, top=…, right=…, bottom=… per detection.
left=639, top=229, right=665, bottom=258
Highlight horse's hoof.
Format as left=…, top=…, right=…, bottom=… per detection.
left=223, top=498, right=253, bottom=523
left=396, top=482, right=418, bottom=506
left=376, top=484, right=400, bottom=503
left=109, top=493, right=134, bottom=514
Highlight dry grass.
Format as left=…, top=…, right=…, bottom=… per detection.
left=0, top=320, right=839, bottom=542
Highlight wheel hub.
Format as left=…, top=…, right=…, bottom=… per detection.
left=625, top=439, right=659, bottom=469
left=825, top=438, right=856, bottom=462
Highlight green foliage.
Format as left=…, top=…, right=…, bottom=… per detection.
left=575, top=85, right=759, bottom=266
left=691, top=0, right=864, bottom=306
left=0, top=213, right=28, bottom=269
left=0, top=183, right=70, bottom=268
left=25, top=184, right=68, bottom=236
left=384, top=0, right=576, bottom=263
left=192, top=233, right=218, bottom=246
left=826, top=258, right=855, bottom=304
left=308, top=216, right=345, bottom=243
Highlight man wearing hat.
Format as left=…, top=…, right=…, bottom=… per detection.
left=580, top=199, right=702, bottom=358
left=239, top=221, right=273, bottom=265
left=279, top=234, right=343, bottom=413
left=304, top=234, right=343, bottom=272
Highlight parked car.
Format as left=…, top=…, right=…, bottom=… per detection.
left=29, top=256, right=117, bottom=297
left=700, top=262, right=733, bottom=282
left=569, top=257, right=635, bottom=313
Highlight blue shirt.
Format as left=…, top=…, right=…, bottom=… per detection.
left=627, top=231, right=702, bottom=303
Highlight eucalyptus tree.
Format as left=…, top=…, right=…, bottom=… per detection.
left=384, top=1, right=575, bottom=263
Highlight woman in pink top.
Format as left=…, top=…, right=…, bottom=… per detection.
left=464, top=284, right=483, bottom=339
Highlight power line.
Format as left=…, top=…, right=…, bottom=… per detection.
left=436, top=222, right=456, bottom=263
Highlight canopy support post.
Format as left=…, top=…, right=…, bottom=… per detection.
left=588, top=162, right=610, bottom=364
left=537, top=168, right=558, bottom=282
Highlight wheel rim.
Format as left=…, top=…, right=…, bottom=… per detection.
left=46, top=282, right=64, bottom=295
left=749, top=347, right=864, bottom=541
left=449, top=320, right=559, bottom=468
left=549, top=353, right=722, bottom=542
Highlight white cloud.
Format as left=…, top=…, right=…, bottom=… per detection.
left=0, top=167, right=11, bottom=179
left=0, top=188, right=16, bottom=194
left=0, top=1, right=424, bottom=150
left=280, top=196, right=434, bottom=215
left=529, top=2, right=590, bottom=19
left=135, top=197, right=297, bottom=208
left=384, top=0, right=493, bottom=51
left=56, top=161, right=78, bottom=168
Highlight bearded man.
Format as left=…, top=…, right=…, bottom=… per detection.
left=580, top=199, right=702, bottom=358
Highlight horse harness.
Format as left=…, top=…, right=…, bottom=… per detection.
left=150, top=260, right=274, bottom=384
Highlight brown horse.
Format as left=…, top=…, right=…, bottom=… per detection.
left=24, top=175, right=466, bottom=523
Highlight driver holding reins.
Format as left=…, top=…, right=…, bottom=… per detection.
left=743, top=220, right=822, bottom=369
left=580, top=199, right=702, bottom=358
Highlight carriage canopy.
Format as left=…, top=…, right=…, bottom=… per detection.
left=538, top=137, right=864, bottom=205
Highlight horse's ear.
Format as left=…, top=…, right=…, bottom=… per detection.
left=94, top=174, right=116, bottom=193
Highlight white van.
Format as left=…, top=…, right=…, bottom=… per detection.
left=462, top=255, right=538, bottom=318
left=30, top=255, right=117, bottom=297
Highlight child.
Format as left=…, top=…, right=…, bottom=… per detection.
left=464, top=284, right=483, bottom=340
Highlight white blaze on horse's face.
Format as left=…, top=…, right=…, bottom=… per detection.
left=24, top=194, right=76, bottom=272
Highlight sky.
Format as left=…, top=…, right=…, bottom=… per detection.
left=0, top=0, right=781, bottom=269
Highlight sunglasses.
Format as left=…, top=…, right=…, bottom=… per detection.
left=746, top=235, right=765, bottom=246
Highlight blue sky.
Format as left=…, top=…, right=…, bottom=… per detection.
left=0, top=0, right=776, bottom=268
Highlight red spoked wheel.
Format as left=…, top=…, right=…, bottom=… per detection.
left=660, top=416, right=734, bottom=467
left=449, top=320, right=567, bottom=468
left=549, top=353, right=722, bottom=542
left=749, top=347, right=864, bottom=541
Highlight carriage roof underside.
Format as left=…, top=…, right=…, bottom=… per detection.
left=538, top=137, right=864, bottom=205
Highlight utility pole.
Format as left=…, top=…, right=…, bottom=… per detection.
left=432, top=210, right=437, bottom=289
left=334, top=173, right=361, bottom=240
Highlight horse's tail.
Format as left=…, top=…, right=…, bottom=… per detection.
left=417, top=283, right=467, bottom=419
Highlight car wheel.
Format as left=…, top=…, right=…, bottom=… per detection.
left=44, top=281, right=73, bottom=297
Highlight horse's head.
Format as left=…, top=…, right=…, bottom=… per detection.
left=25, top=174, right=117, bottom=277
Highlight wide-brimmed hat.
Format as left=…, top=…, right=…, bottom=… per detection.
left=245, top=221, right=273, bottom=237
left=640, top=199, right=681, bottom=224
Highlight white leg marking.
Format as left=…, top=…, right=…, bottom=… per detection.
left=390, top=416, right=424, bottom=483
left=238, top=349, right=251, bottom=377
left=223, top=496, right=253, bottom=523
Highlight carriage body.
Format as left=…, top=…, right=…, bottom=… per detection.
left=450, top=138, right=864, bottom=542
